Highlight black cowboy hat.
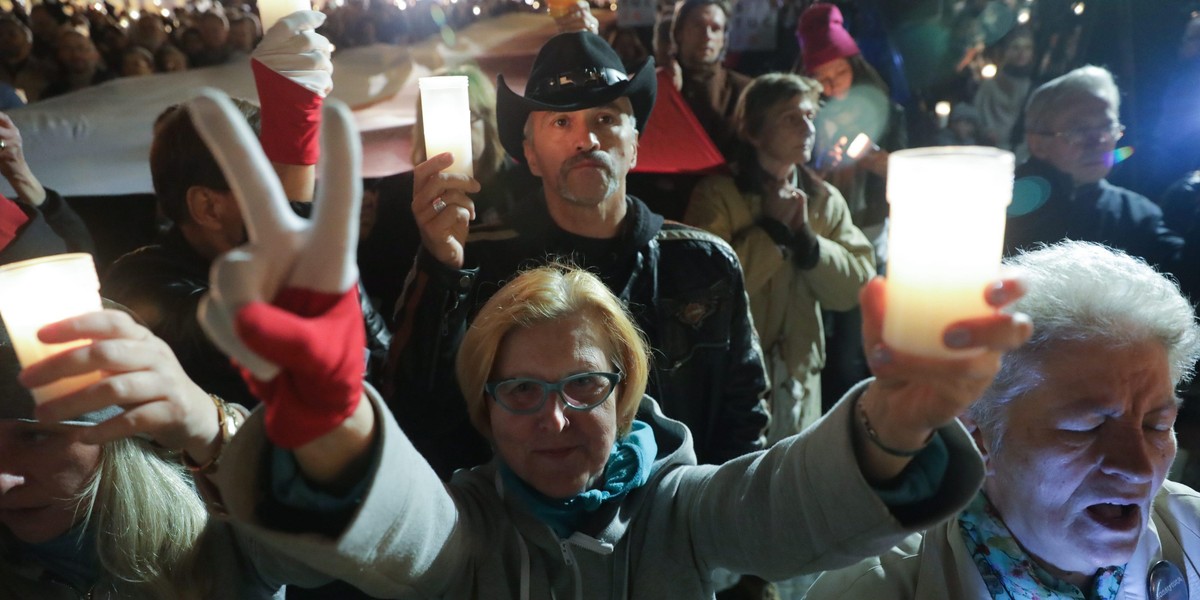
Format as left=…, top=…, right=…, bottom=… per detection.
left=496, top=31, right=656, bottom=162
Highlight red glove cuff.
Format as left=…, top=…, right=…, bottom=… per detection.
left=0, top=194, right=30, bottom=252
left=252, top=59, right=323, bottom=166
left=236, top=285, right=365, bottom=449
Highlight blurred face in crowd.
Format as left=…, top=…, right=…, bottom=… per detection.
left=811, top=57, right=853, bottom=99
left=133, top=14, right=168, bottom=52
left=978, top=338, right=1176, bottom=588
left=197, top=14, right=228, bottom=51
left=749, top=94, right=817, bottom=167
left=122, top=49, right=155, bottom=77
left=57, top=31, right=100, bottom=75
left=0, top=20, right=31, bottom=63
left=1027, top=93, right=1120, bottom=186
left=488, top=315, right=619, bottom=500
left=228, top=18, right=257, bottom=53
left=29, top=6, right=59, bottom=45
left=676, top=4, right=725, bottom=69
left=523, top=97, right=637, bottom=211
left=157, top=45, right=188, bottom=72
left=0, top=422, right=101, bottom=544
left=1004, top=35, right=1034, bottom=69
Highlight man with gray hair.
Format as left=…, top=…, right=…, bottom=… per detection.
left=808, top=240, right=1200, bottom=599
left=1004, top=65, right=1184, bottom=272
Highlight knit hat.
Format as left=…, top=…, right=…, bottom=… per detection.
left=797, top=4, right=860, bottom=74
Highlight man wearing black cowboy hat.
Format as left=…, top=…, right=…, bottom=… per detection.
left=386, top=31, right=769, bottom=478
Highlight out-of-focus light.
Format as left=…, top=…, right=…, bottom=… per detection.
left=846, top=133, right=871, bottom=159
left=93, top=3, right=103, bottom=11
left=119, top=17, right=130, bottom=27
left=1017, top=8, right=1030, bottom=23
left=609, top=2, right=616, bottom=9
left=1112, top=146, right=1134, bottom=164
left=129, top=9, right=140, bottom=19
left=397, top=0, right=407, bottom=9
left=531, top=1, right=540, bottom=8
left=450, top=0, right=457, bottom=4
left=472, top=5, right=480, bottom=14
left=980, top=63, right=998, bottom=78
left=160, top=8, right=170, bottom=16
left=935, top=101, right=952, bottom=117
left=1072, top=2, right=1084, bottom=15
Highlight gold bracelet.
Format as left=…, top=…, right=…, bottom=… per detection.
left=184, top=394, right=232, bottom=473
left=856, top=397, right=932, bottom=458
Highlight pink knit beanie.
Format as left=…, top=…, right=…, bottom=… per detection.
left=797, top=4, right=860, bottom=73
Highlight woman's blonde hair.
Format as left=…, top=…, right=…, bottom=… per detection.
left=457, top=264, right=650, bottom=439
left=75, top=437, right=212, bottom=599
left=411, top=63, right=506, bottom=183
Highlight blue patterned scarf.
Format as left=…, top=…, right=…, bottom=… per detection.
left=958, top=492, right=1126, bottom=599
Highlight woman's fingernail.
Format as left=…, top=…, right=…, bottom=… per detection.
left=944, top=327, right=972, bottom=348
left=869, top=345, right=892, bottom=366
left=986, top=281, right=1008, bottom=305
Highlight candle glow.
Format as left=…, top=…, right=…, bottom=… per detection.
left=883, top=147, right=1014, bottom=358
left=0, top=254, right=103, bottom=404
left=419, top=76, right=474, bottom=177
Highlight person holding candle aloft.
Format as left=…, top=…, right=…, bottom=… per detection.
left=685, top=72, right=875, bottom=444
left=1, top=307, right=288, bottom=599
left=388, top=31, right=771, bottom=478
left=358, top=64, right=539, bottom=325
left=807, top=241, right=1200, bottom=600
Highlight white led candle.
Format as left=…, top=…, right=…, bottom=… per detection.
left=884, top=147, right=1014, bottom=358
left=419, top=76, right=475, bottom=178
left=0, top=253, right=103, bottom=403
left=258, top=0, right=312, bottom=32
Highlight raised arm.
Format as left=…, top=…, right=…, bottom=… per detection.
left=190, top=88, right=375, bottom=489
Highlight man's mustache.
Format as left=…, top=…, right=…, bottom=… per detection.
left=562, top=151, right=615, bottom=174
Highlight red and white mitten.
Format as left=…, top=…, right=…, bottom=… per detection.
left=189, top=88, right=364, bottom=449
left=251, top=10, right=332, bottom=166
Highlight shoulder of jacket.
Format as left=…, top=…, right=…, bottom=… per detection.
left=657, top=222, right=737, bottom=251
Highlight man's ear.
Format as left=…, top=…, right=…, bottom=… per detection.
left=960, top=415, right=994, bottom=476
left=629, top=129, right=638, bottom=170
left=185, top=186, right=232, bottom=230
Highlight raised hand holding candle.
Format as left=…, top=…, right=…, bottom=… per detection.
left=419, top=76, right=474, bottom=178
left=0, top=253, right=103, bottom=403
left=884, top=147, right=1014, bottom=358
left=258, top=0, right=312, bottom=33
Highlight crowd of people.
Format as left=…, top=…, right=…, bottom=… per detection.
left=1, top=0, right=1200, bottom=599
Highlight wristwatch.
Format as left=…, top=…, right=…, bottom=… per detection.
left=185, top=394, right=244, bottom=474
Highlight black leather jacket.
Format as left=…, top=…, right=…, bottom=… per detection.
left=386, top=195, right=769, bottom=478
left=102, top=225, right=391, bottom=409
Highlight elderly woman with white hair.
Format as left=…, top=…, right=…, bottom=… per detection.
left=808, top=240, right=1200, bottom=600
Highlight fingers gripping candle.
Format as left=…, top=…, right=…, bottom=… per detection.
left=884, top=147, right=1014, bottom=358
left=419, top=76, right=475, bottom=178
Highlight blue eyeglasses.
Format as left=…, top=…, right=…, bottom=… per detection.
left=485, top=371, right=621, bottom=415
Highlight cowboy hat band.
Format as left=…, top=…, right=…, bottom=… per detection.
left=496, top=31, right=657, bottom=162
